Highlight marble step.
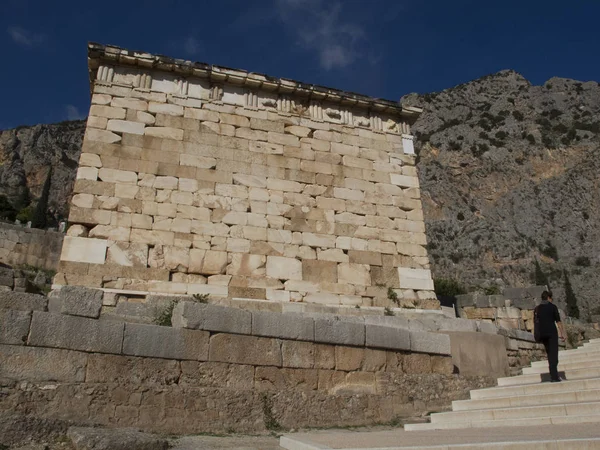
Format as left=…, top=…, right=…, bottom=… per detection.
left=428, top=400, right=600, bottom=426
left=404, top=412, right=600, bottom=431
left=531, top=352, right=600, bottom=367
left=497, top=367, right=600, bottom=387
left=470, top=377, right=600, bottom=400
left=453, top=388, right=600, bottom=411
left=522, top=359, right=600, bottom=375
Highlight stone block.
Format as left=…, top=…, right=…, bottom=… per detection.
left=365, top=324, right=411, bottom=351
left=409, top=331, right=451, bottom=355
left=0, top=309, right=31, bottom=345
left=172, top=301, right=252, bottom=334
left=60, top=236, right=107, bottom=264
left=86, top=353, right=180, bottom=384
left=512, top=298, right=536, bottom=310
left=107, top=241, right=148, bottom=267
left=335, top=346, right=365, bottom=371
left=209, top=333, right=282, bottom=366
left=28, top=312, right=124, bottom=354
left=0, top=344, right=87, bottom=382
left=397, top=267, right=434, bottom=291
left=282, top=340, right=315, bottom=368
left=403, top=353, right=432, bottom=374
left=314, top=317, right=365, bottom=346
left=338, top=263, right=371, bottom=286
left=145, top=126, right=184, bottom=140
left=107, top=119, right=145, bottom=135
left=0, top=291, right=47, bottom=311
left=123, top=323, right=209, bottom=361
left=266, top=256, right=302, bottom=280
left=252, top=311, right=314, bottom=340
left=67, top=427, right=169, bottom=450
left=49, top=286, right=104, bottom=318
left=302, top=260, right=337, bottom=284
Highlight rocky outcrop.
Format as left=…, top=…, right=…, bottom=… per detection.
left=402, top=71, right=600, bottom=318
left=0, top=121, right=85, bottom=221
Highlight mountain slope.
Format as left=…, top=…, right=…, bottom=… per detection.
left=402, top=71, right=600, bottom=318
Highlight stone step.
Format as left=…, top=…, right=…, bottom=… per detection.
left=531, top=352, right=600, bottom=367
left=522, top=359, right=600, bottom=375
left=454, top=388, right=600, bottom=411
left=280, top=435, right=600, bottom=450
left=428, top=400, right=600, bottom=425
left=404, top=412, right=600, bottom=431
left=557, top=346, right=600, bottom=357
left=497, top=367, right=600, bottom=387
left=280, top=424, right=600, bottom=450
left=470, top=377, right=600, bottom=400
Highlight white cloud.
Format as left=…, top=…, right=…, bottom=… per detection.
left=66, top=105, right=84, bottom=121
left=183, top=36, right=202, bottom=56
left=7, top=26, right=45, bottom=47
left=276, top=0, right=366, bottom=70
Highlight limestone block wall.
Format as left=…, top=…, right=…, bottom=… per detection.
left=0, top=223, right=64, bottom=271
left=0, top=289, right=494, bottom=434
left=57, top=43, right=436, bottom=309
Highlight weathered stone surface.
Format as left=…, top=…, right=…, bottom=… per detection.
left=172, top=301, right=251, bottom=334
left=365, top=324, right=411, bottom=351
left=335, top=346, right=365, bottom=371
left=266, top=256, right=302, bottom=280
left=0, top=309, right=31, bottom=345
left=252, top=311, right=314, bottom=340
left=0, top=344, right=87, bottom=382
left=60, top=236, right=107, bottom=264
left=281, top=340, right=315, bottom=368
left=86, top=353, right=181, bottom=384
left=28, top=312, right=124, bottom=354
left=49, top=286, right=104, bottom=318
left=123, top=323, right=209, bottom=361
left=67, top=427, right=169, bottom=450
left=0, top=291, right=47, bottom=311
left=180, top=361, right=255, bottom=389
left=209, top=333, right=282, bottom=366
left=314, top=317, right=365, bottom=346
left=409, top=330, right=451, bottom=355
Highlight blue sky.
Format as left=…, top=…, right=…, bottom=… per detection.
left=1, top=0, right=599, bottom=130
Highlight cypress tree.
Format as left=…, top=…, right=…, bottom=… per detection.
left=534, top=259, right=549, bottom=288
left=563, top=270, right=580, bottom=319
left=31, top=168, right=51, bottom=229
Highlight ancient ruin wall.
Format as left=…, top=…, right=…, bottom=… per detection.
left=0, top=223, right=64, bottom=271
left=57, top=43, right=435, bottom=308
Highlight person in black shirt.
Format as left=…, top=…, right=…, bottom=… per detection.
left=536, top=290, right=566, bottom=382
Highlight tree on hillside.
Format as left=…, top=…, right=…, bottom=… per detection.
left=14, top=186, right=30, bottom=211
left=534, top=259, right=549, bottom=288
left=31, top=167, right=52, bottom=229
left=563, top=270, right=580, bottom=319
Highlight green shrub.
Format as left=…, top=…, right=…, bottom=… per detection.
left=16, top=205, right=34, bottom=223
left=434, top=278, right=466, bottom=297
left=153, top=300, right=178, bottom=327
left=575, top=256, right=591, bottom=267
left=512, top=111, right=524, bottom=121
left=192, top=293, right=209, bottom=303
left=387, top=287, right=399, bottom=305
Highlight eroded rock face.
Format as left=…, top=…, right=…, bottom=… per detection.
left=0, top=120, right=85, bottom=220
left=402, top=71, right=600, bottom=317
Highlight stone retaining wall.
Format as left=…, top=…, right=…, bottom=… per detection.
left=0, top=222, right=64, bottom=271
left=0, top=289, right=495, bottom=434
left=56, top=43, right=437, bottom=310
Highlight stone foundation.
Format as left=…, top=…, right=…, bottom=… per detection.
left=0, top=223, right=64, bottom=271
left=0, top=288, right=496, bottom=434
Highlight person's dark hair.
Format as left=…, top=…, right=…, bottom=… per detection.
left=541, top=290, right=553, bottom=301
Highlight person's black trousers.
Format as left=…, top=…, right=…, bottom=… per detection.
left=541, top=334, right=559, bottom=380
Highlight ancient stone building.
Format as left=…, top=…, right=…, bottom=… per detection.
left=56, top=43, right=435, bottom=309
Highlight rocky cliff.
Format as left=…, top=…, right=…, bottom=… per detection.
left=402, top=71, right=600, bottom=319
left=1, top=71, right=598, bottom=317
left=0, top=121, right=85, bottom=223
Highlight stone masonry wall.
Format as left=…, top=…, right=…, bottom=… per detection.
left=0, top=223, right=64, bottom=271
left=0, top=289, right=494, bottom=434
left=56, top=43, right=436, bottom=310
